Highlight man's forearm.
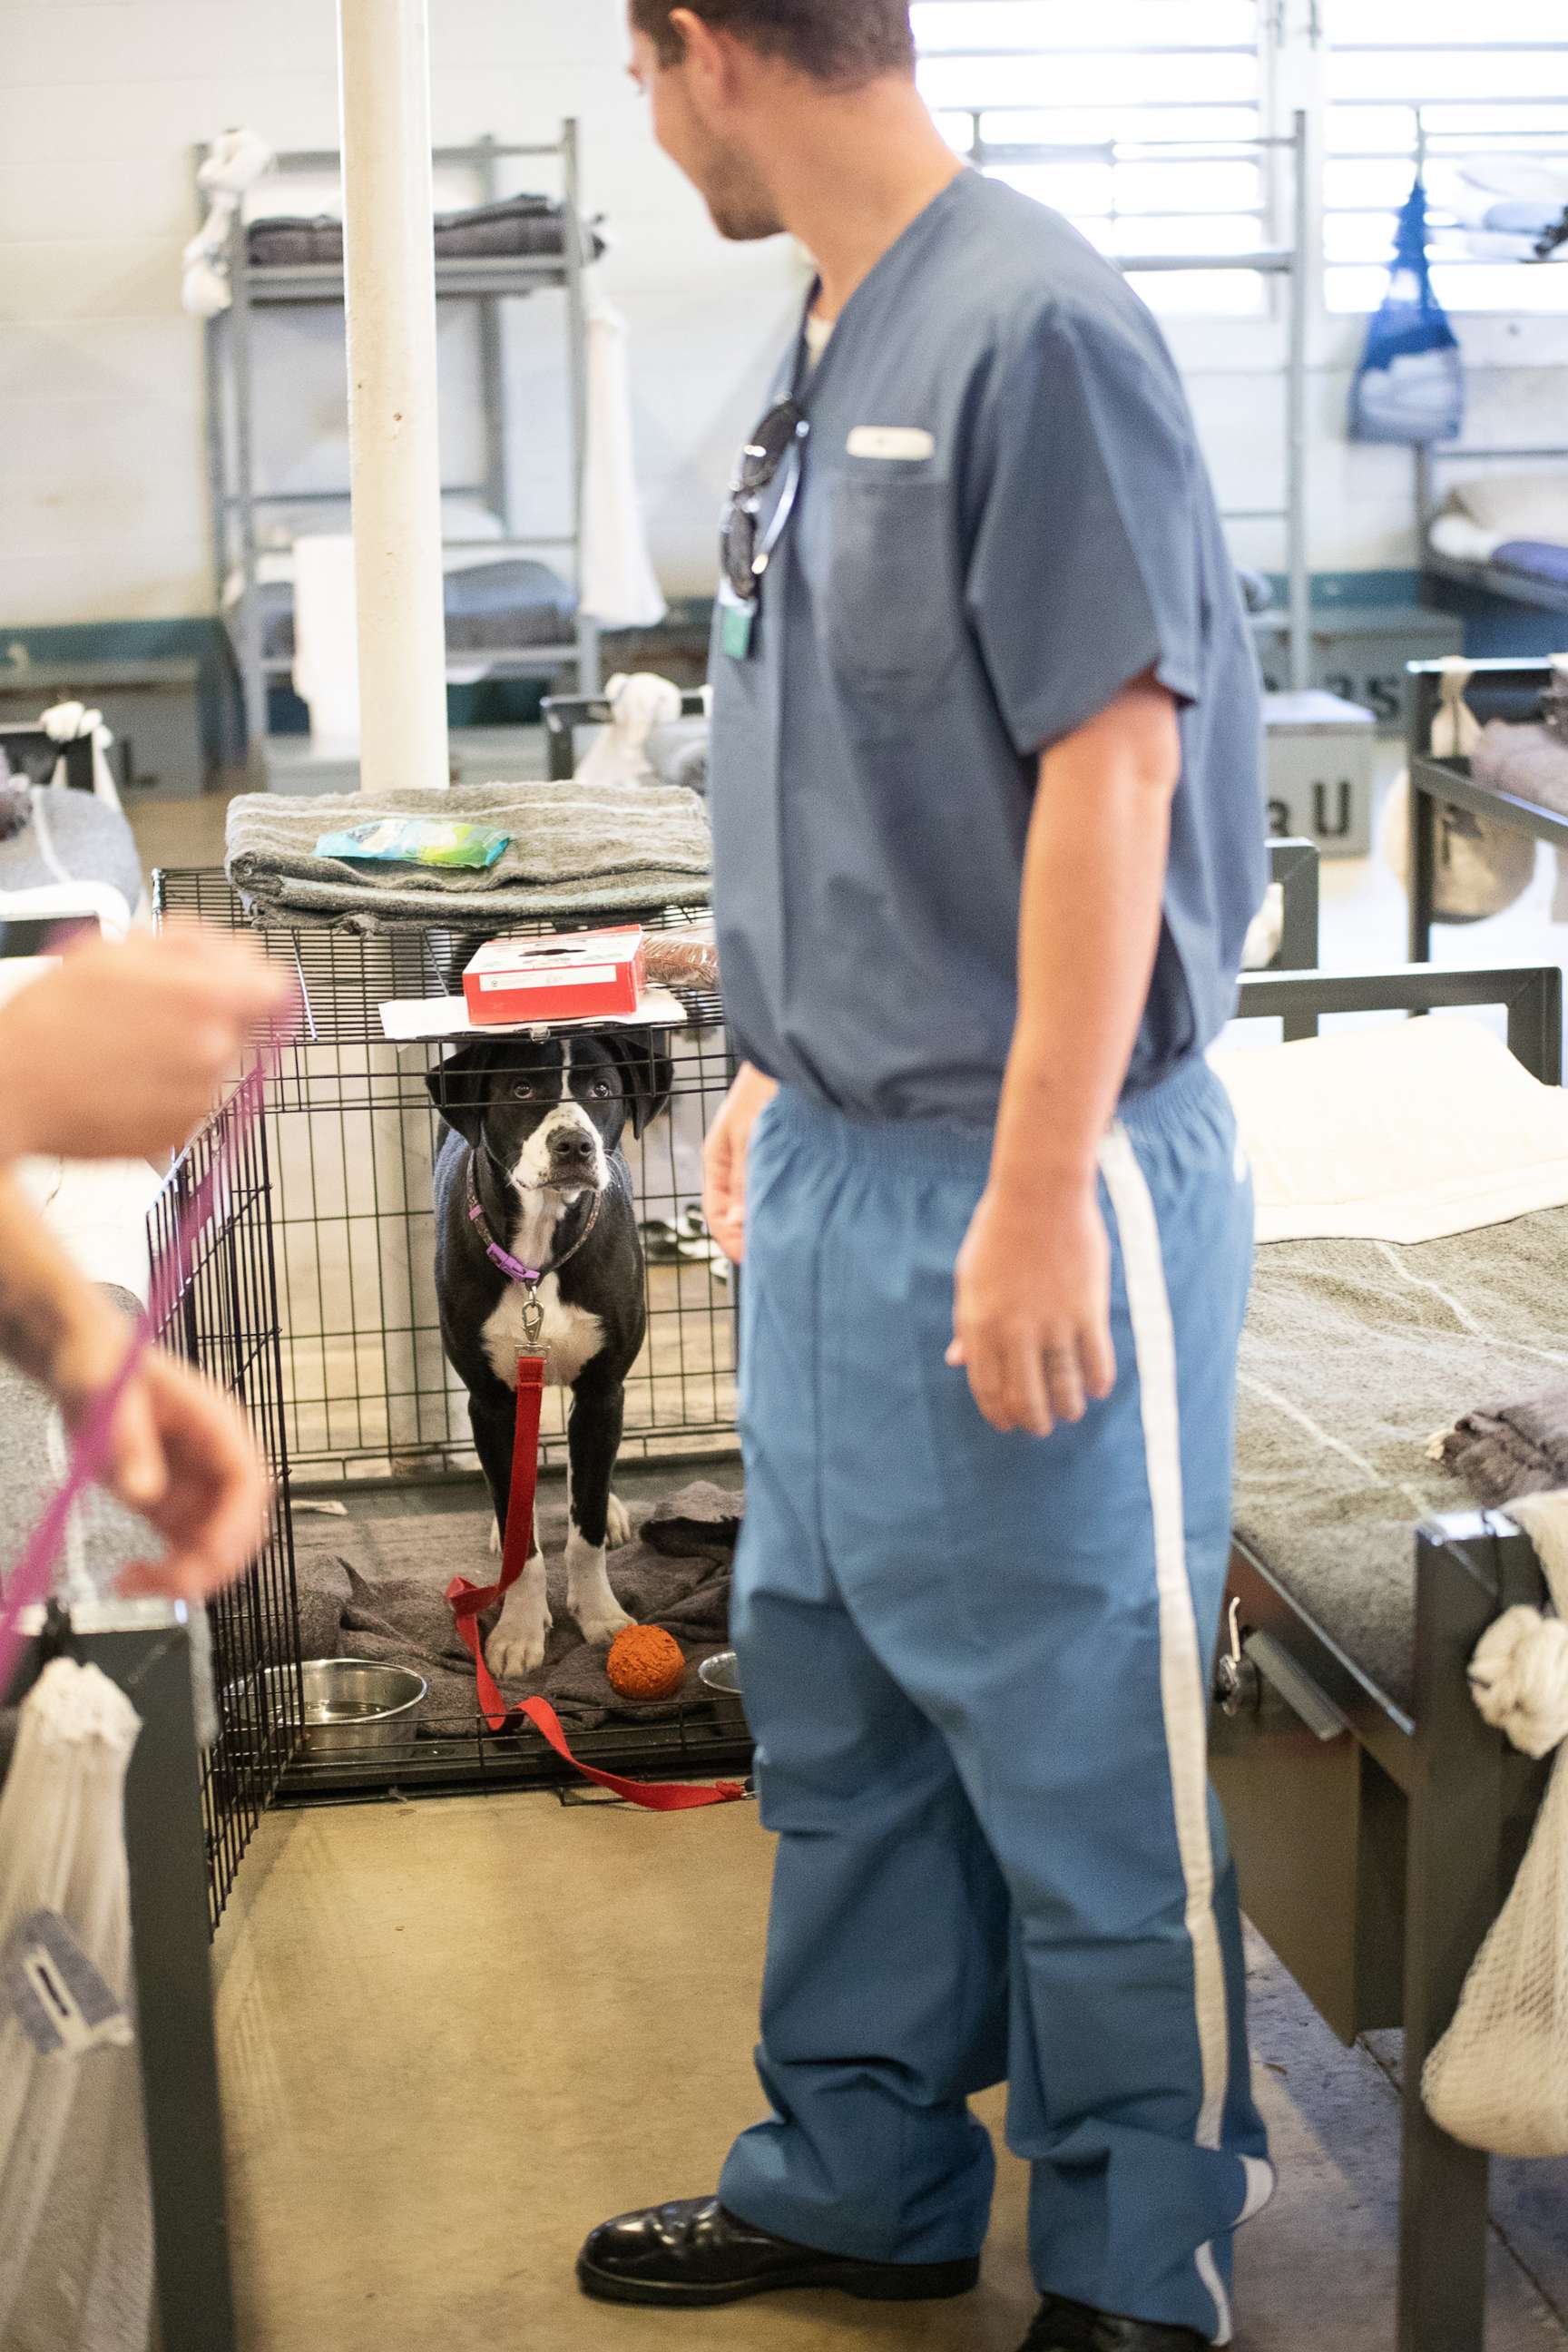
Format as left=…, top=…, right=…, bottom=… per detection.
left=990, top=678, right=1180, bottom=1198
left=0, top=1170, right=111, bottom=1391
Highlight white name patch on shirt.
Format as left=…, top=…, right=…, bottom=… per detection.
left=846, top=426, right=936, bottom=462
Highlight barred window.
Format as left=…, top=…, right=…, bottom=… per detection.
left=1324, top=0, right=1568, bottom=314
left=913, top=2, right=1271, bottom=316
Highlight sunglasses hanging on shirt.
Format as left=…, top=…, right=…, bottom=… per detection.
left=719, top=397, right=809, bottom=656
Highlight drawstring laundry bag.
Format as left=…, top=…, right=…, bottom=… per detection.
left=1423, top=1490, right=1568, bottom=2156
left=1380, top=658, right=1536, bottom=924
left=0, top=1658, right=152, bottom=2350
left=1351, top=173, right=1465, bottom=446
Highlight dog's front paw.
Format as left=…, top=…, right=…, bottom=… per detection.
left=485, top=1604, right=553, bottom=1682
left=490, top=1517, right=503, bottom=1557
left=605, top=1494, right=634, bottom=1550
left=578, top=1602, right=636, bottom=1650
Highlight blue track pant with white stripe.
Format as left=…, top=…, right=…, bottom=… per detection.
left=717, top=1061, right=1273, bottom=2343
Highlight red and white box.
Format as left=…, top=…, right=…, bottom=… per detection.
left=462, top=927, right=648, bottom=1028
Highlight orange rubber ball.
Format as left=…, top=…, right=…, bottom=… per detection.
left=606, top=1624, right=687, bottom=1701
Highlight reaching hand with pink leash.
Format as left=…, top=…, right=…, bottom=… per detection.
left=0, top=926, right=299, bottom=1690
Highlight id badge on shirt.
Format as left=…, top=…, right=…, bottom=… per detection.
left=718, top=576, right=757, bottom=662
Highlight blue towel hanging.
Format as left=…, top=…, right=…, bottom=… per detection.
left=1350, top=175, right=1465, bottom=446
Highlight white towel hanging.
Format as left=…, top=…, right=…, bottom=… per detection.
left=580, top=299, right=667, bottom=631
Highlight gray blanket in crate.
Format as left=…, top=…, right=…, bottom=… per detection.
left=286, top=1481, right=740, bottom=1730
left=1234, top=1203, right=1568, bottom=1715
left=225, top=780, right=711, bottom=933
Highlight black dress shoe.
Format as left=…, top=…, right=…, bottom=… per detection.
left=577, top=2195, right=981, bottom=2308
left=1018, top=2292, right=1209, bottom=2351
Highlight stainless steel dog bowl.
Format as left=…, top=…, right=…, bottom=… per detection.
left=699, top=1650, right=750, bottom=1737
left=258, top=1660, right=426, bottom=1756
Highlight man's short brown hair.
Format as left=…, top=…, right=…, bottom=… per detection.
left=631, top=0, right=916, bottom=84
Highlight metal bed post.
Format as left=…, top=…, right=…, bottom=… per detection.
left=474, top=134, right=514, bottom=538
left=1397, top=1517, right=1548, bottom=2352
left=195, top=148, right=230, bottom=636
left=227, top=205, right=267, bottom=772
left=563, top=118, right=603, bottom=699
left=1286, top=109, right=1312, bottom=692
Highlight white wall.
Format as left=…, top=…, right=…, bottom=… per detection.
left=0, top=0, right=802, bottom=624
left=1, top=0, right=1565, bottom=626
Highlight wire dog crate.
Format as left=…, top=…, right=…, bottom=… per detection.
left=147, top=1068, right=302, bottom=1926
left=152, top=868, right=747, bottom=1802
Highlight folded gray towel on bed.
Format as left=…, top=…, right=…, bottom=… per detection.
left=1436, top=1386, right=1568, bottom=1506
left=225, top=780, right=711, bottom=933
left=1472, top=720, right=1568, bottom=817
left=286, top=1482, right=740, bottom=1730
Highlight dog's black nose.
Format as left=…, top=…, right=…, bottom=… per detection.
left=551, top=1129, right=597, bottom=1166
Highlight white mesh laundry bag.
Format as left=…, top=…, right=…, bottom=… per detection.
left=1423, top=1491, right=1568, bottom=2156
left=0, top=1657, right=152, bottom=2350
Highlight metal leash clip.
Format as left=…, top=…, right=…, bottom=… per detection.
left=520, top=1285, right=547, bottom=1356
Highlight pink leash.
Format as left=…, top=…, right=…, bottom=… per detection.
left=0, top=1014, right=297, bottom=1702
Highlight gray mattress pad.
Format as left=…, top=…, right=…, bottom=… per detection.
left=1234, top=1204, right=1568, bottom=1715
left=247, top=194, right=605, bottom=270
left=260, top=557, right=576, bottom=663
left=0, top=786, right=143, bottom=916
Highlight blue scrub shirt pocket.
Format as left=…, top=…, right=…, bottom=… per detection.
left=823, top=470, right=957, bottom=702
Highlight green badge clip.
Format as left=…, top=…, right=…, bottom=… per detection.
left=721, top=598, right=756, bottom=661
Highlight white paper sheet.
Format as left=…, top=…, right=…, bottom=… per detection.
left=378, top=985, right=689, bottom=1044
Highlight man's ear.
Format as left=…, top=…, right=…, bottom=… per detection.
left=426, top=1043, right=494, bottom=1146
left=599, top=1030, right=676, bottom=1141
left=670, top=6, right=740, bottom=98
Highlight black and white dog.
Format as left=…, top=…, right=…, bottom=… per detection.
left=427, top=1029, right=674, bottom=1680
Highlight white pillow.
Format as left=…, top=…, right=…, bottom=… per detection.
left=1211, top=1015, right=1568, bottom=1245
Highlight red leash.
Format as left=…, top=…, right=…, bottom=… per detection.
left=445, top=1352, right=745, bottom=1810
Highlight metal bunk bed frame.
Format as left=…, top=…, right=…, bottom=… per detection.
left=954, top=109, right=1313, bottom=691
left=201, top=124, right=603, bottom=759
left=1417, top=439, right=1568, bottom=621
left=1404, top=104, right=1568, bottom=623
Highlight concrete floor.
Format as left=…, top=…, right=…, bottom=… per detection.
left=211, top=1786, right=1568, bottom=2352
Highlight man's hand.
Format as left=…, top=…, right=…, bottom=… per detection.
left=948, top=1176, right=1116, bottom=1437
left=702, top=1062, right=779, bottom=1265
left=0, top=926, right=295, bottom=1164
left=54, top=1311, right=272, bottom=1602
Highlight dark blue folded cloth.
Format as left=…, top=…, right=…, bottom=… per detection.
left=1493, top=539, right=1568, bottom=588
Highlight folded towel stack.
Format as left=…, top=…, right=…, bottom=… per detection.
left=225, top=779, right=711, bottom=934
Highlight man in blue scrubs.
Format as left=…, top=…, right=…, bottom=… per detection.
left=581, top=7, right=1273, bottom=2347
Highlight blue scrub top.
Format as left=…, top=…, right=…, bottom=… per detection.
left=709, top=168, right=1268, bottom=1126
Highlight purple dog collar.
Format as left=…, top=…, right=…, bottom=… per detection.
left=466, top=1161, right=602, bottom=1291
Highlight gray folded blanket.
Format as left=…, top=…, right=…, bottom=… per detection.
left=225, top=780, right=711, bottom=933
left=1436, top=1386, right=1568, bottom=1508
left=286, top=1480, right=740, bottom=1730
left=1472, top=720, right=1568, bottom=817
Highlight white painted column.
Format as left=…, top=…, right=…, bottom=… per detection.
left=336, top=0, right=449, bottom=792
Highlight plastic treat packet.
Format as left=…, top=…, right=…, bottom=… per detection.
left=314, top=818, right=509, bottom=869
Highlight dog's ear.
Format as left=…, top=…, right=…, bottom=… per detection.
left=426, top=1041, right=495, bottom=1146
left=600, top=1029, right=676, bottom=1141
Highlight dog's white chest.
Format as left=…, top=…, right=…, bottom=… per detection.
left=481, top=1277, right=604, bottom=1390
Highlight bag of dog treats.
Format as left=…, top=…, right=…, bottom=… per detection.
left=314, top=818, right=508, bottom=869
